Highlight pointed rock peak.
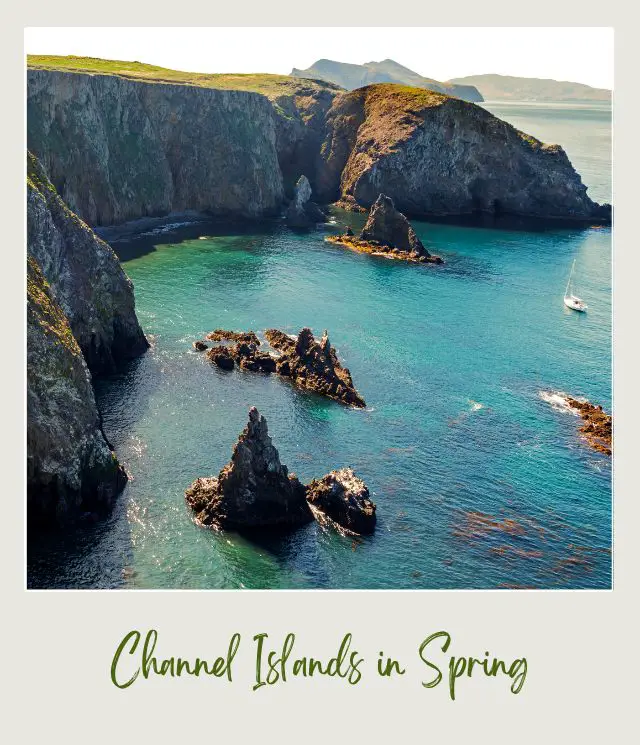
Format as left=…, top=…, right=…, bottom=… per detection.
left=185, top=406, right=312, bottom=530
left=296, top=327, right=316, bottom=353
left=293, top=175, right=312, bottom=206
left=320, top=329, right=331, bottom=352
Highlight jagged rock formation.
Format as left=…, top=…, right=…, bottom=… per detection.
left=265, top=328, right=366, bottom=407
left=327, top=194, right=443, bottom=263
left=193, top=341, right=208, bottom=351
left=566, top=397, right=612, bottom=456
left=27, top=152, right=148, bottom=374
left=291, top=58, right=484, bottom=102
left=316, top=85, right=610, bottom=222
left=285, top=175, right=326, bottom=228
left=27, top=59, right=610, bottom=228
left=199, top=328, right=365, bottom=406
left=27, top=256, right=127, bottom=528
left=185, top=408, right=375, bottom=534
left=185, top=407, right=313, bottom=530
left=206, top=346, right=236, bottom=370
left=306, top=468, right=377, bottom=534
left=205, top=329, right=261, bottom=345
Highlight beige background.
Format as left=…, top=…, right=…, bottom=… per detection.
left=2, top=4, right=637, bottom=742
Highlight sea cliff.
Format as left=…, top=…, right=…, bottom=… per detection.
left=27, top=152, right=148, bottom=373
left=27, top=68, right=286, bottom=226
left=27, top=152, right=148, bottom=526
left=27, top=256, right=127, bottom=528
left=317, top=85, right=608, bottom=221
left=27, top=57, right=610, bottom=226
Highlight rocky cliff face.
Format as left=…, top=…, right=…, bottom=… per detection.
left=27, top=69, right=286, bottom=226
left=27, top=65, right=610, bottom=228
left=27, top=152, right=148, bottom=374
left=27, top=256, right=127, bottom=528
left=317, top=85, right=609, bottom=222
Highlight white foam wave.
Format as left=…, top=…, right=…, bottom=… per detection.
left=539, top=390, right=575, bottom=413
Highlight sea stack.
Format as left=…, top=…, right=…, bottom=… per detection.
left=186, top=407, right=376, bottom=534
left=185, top=407, right=313, bottom=530
left=327, top=194, right=443, bottom=264
left=306, top=468, right=377, bottom=534
left=285, top=175, right=326, bottom=228
left=266, top=327, right=367, bottom=407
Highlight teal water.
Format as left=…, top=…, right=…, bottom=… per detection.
left=28, top=102, right=612, bottom=589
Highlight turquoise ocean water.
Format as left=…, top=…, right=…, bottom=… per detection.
left=28, top=101, right=612, bottom=589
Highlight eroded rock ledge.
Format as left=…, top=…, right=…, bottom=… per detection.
left=185, top=407, right=376, bottom=534
left=326, top=194, right=443, bottom=264
left=197, top=327, right=366, bottom=407
left=566, top=397, right=612, bottom=456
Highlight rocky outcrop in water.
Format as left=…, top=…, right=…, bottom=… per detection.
left=199, top=328, right=365, bottom=406
left=185, top=407, right=313, bottom=530
left=206, top=329, right=261, bottom=345
left=306, top=468, right=377, bottom=534
left=27, top=256, right=127, bottom=528
left=285, top=175, right=326, bottom=228
left=265, top=328, right=366, bottom=407
left=566, top=397, right=612, bottom=456
left=206, top=345, right=235, bottom=370
left=185, top=407, right=375, bottom=534
left=317, top=85, right=610, bottom=223
left=327, top=194, right=443, bottom=263
left=27, top=152, right=148, bottom=374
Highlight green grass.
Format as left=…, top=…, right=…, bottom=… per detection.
left=27, top=55, right=341, bottom=98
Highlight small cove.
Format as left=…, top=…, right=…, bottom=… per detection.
left=27, top=101, right=612, bottom=589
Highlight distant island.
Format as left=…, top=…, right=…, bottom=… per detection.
left=448, top=73, right=611, bottom=103
left=290, top=58, right=484, bottom=103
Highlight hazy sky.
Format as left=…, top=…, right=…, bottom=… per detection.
left=25, top=27, right=614, bottom=89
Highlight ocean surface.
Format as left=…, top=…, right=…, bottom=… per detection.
left=28, top=101, right=612, bottom=590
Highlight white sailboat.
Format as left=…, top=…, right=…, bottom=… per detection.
left=563, top=259, right=587, bottom=312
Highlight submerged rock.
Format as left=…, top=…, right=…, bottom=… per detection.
left=566, top=397, right=612, bottom=456
left=285, top=175, right=326, bottom=228
left=327, top=194, right=443, bottom=264
left=185, top=407, right=313, bottom=530
left=306, top=468, right=377, bottom=535
left=265, top=327, right=366, bottom=407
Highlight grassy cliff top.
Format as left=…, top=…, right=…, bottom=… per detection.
left=27, top=55, right=342, bottom=98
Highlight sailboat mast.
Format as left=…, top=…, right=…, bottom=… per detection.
left=565, top=260, right=575, bottom=298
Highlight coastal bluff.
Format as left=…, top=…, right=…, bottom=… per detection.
left=27, top=152, right=148, bottom=527
left=27, top=57, right=610, bottom=227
